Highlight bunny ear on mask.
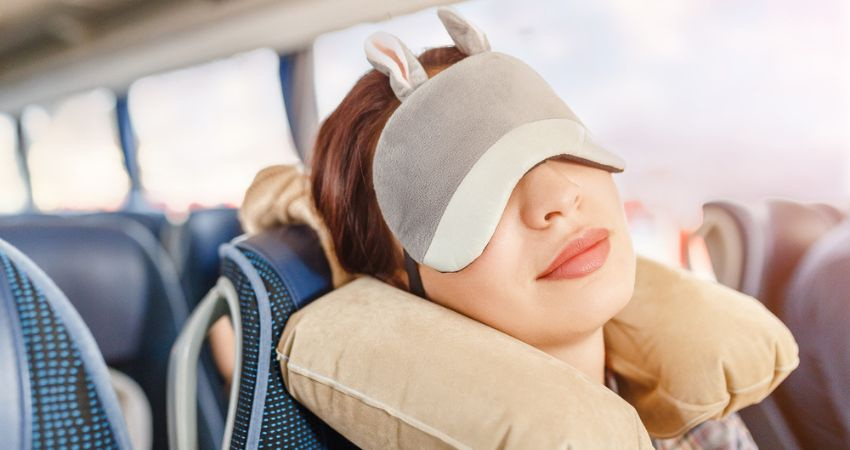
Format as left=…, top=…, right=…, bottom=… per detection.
left=436, top=6, right=491, bottom=55
left=364, top=31, right=429, bottom=102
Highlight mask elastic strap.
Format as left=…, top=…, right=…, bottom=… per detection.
left=403, top=248, right=429, bottom=301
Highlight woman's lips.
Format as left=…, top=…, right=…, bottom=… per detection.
left=537, top=227, right=611, bottom=281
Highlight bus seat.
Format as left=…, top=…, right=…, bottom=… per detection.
left=0, top=218, right=153, bottom=361
left=170, top=208, right=243, bottom=308
left=693, top=199, right=845, bottom=450
left=695, top=199, right=844, bottom=309
left=775, top=220, right=850, bottom=448
left=755, top=200, right=844, bottom=313
left=0, top=238, right=133, bottom=449
left=169, top=224, right=358, bottom=449
left=0, top=211, right=171, bottom=242
left=85, top=211, right=171, bottom=241
left=693, top=200, right=767, bottom=297
left=0, top=215, right=224, bottom=450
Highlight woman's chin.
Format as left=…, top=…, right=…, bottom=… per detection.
left=535, top=268, right=634, bottom=330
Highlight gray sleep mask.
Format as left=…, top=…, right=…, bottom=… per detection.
left=364, top=6, right=626, bottom=273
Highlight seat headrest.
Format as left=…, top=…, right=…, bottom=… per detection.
left=177, top=208, right=243, bottom=307
left=0, top=217, right=160, bottom=362
left=0, top=238, right=133, bottom=449
left=698, top=200, right=767, bottom=296
left=759, top=200, right=844, bottom=311
left=216, top=224, right=354, bottom=448
left=779, top=219, right=850, bottom=447
left=698, top=199, right=845, bottom=310
left=84, top=211, right=169, bottom=239
left=234, top=224, right=332, bottom=309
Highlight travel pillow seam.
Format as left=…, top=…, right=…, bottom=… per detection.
left=608, top=355, right=797, bottom=408
left=281, top=357, right=473, bottom=450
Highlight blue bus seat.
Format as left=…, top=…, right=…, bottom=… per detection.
left=0, top=238, right=133, bottom=449
left=85, top=211, right=171, bottom=242
left=169, top=224, right=358, bottom=449
left=0, top=215, right=225, bottom=450
left=171, top=208, right=243, bottom=308
left=0, top=211, right=172, bottom=243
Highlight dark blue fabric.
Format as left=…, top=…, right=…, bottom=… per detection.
left=0, top=215, right=213, bottom=450
left=86, top=211, right=169, bottom=241
left=0, top=245, right=127, bottom=449
left=222, top=225, right=359, bottom=449
left=178, top=208, right=243, bottom=308
left=0, top=211, right=169, bottom=242
left=222, top=248, right=324, bottom=450
left=0, top=221, right=150, bottom=362
left=237, top=226, right=332, bottom=310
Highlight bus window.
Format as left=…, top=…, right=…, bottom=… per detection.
left=128, top=47, right=300, bottom=213
left=22, top=88, right=131, bottom=212
left=0, top=114, right=27, bottom=214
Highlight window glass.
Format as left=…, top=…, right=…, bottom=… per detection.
left=313, top=0, right=850, bottom=242
left=129, top=47, right=300, bottom=212
left=0, top=114, right=27, bottom=214
left=22, top=88, right=130, bottom=211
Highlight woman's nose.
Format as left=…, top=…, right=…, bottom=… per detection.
left=518, top=161, right=583, bottom=230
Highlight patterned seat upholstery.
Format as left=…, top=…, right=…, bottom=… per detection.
left=0, top=238, right=132, bottom=449
left=0, top=215, right=225, bottom=450
left=170, top=224, right=358, bottom=449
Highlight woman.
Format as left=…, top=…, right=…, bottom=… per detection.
left=225, top=7, right=758, bottom=449
left=305, top=9, right=756, bottom=450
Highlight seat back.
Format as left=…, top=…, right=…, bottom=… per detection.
left=692, top=199, right=845, bottom=449
left=84, top=211, right=171, bottom=241
left=694, top=200, right=769, bottom=297
left=172, top=208, right=243, bottom=308
left=757, top=200, right=844, bottom=312
left=170, top=225, right=358, bottom=449
left=776, top=220, right=850, bottom=448
left=0, top=215, right=224, bottom=450
left=0, top=238, right=132, bottom=449
left=695, top=199, right=844, bottom=309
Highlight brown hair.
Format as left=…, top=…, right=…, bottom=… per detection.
left=310, top=45, right=468, bottom=290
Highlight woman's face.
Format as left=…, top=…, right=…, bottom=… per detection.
left=416, top=156, right=636, bottom=349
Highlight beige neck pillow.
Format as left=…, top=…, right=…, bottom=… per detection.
left=242, top=164, right=799, bottom=448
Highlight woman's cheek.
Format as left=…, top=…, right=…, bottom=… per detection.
left=609, top=228, right=637, bottom=311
